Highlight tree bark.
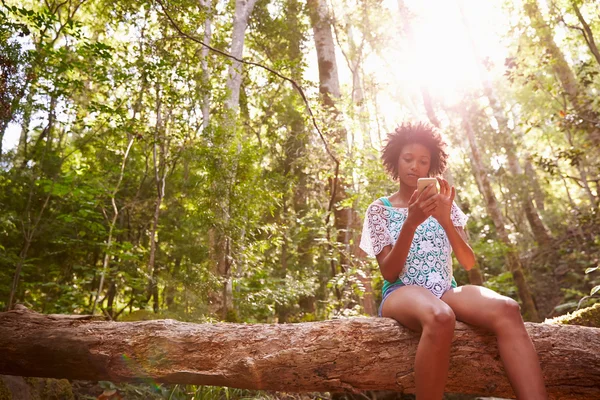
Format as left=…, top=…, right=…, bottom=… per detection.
left=7, top=96, right=58, bottom=310
left=225, top=0, right=259, bottom=110
left=207, top=0, right=257, bottom=320
left=523, top=0, right=600, bottom=146
left=307, top=0, right=342, bottom=108
left=147, top=88, right=170, bottom=313
left=307, top=0, right=354, bottom=308
left=569, top=0, right=600, bottom=67
left=458, top=0, right=553, bottom=246
left=419, top=86, right=483, bottom=286
left=91, top=137, right=134, bottom=315
left=1, top=307, right=599, bottom=399
left=463, top=117, right=540, bottom=321
left=199, top=0, right=213, bottom=130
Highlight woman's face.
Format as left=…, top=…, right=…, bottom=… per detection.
left=397, top=143, right=431, bottom=187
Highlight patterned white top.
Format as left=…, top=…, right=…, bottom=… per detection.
left=359, top=199, right=468, bottom=298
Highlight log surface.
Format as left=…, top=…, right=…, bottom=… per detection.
left=1, top=308, right=599, bottom=399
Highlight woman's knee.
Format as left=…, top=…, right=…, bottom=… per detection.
left=422, top=304, right=456, bottom=336
left=492, top=297, right=523, bottom=331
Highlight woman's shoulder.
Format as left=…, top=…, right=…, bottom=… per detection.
left=369, top=196, right=409, bottom=209
left=364, top=198, right=387, bottom=216
left=367, top=197, right=392, bottom=209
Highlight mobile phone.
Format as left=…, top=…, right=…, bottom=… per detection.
left=417, top=178, right=438, bottom=194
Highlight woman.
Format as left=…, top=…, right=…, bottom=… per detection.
left=359, top=122, right=547, bottom=399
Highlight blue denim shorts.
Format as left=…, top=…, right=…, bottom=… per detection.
left=378, top=283, right=456, bottom=317
left=378, top=283, right=405, bottom=317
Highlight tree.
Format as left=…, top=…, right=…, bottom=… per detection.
left=458, top=0, right=553, bottom=246
left=523, top=0, right=600, bottom=146
left=461, top=111, right=540, bottom=321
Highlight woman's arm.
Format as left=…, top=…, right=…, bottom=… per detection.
left=376, top=220, right=418, bottom=282
left=439, top=220, right=475, bottom=270
left=431, top=177, right=476, bottom=270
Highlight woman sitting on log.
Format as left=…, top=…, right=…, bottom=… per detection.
left=359, top=122, right=548, bottom=400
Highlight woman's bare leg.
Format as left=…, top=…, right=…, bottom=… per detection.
left=441, top=285, right=548, bottom=400
left=382, top=285, right=456, bottom=400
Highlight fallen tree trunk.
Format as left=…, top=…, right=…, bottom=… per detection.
left=0, top=307, right=599, bottom=399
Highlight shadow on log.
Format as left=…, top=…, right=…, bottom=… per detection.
left=0, top=306, right=599, bottom=399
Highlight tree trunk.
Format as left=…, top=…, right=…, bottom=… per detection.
left=458, top=0, right=553, bottom=246
left=207, top=0, right=257, bottom=320
left=523, top=0, right=600, bottom=146
left=7, top=96, right=58, bottom=310
left=307, top=0, right=352, bottom=307
left=463, top=117, right=540, bottom=321
left=91, top=137, right=135, bottom=315
left=1, top=307, right=599, bottom=399
left=307, top=0, right=341, bottom=108
left=285, top=0, right=319, bottom=318
left=147, top=88, right=170, bottom=314
left=16, top=81, right=36, bottom=164
left=419, top=85, right=484, bottom=285
left=106, top=280, right=117, bottom=318
left=199, top=0, right=213, bottom=130
left=165, top=256, right=182, bottom=311
left=570, top=0, right=600, bottom=67
left=486, top=97, right=552, bottom=247
left=524, top=153, right=546, bottom=212
left=225, top=0, right=259, bottom=110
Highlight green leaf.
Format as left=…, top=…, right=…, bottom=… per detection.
left=591, top=285, right=600, bottom=296
left=585, top=266, right=598, bottom=274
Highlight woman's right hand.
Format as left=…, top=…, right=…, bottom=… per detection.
left=405, top=184, right=437, bottom=230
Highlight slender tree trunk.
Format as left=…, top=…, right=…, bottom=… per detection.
left=147, top=86, right=171, bottom=314
left=307, top=0, right=346, bottom=306
left=463, top=116, right=540, bottom=321
left=419, top=84, right=484, bottom=286
left=307, top=0, right=349, bottom=286
left=199, top=0, right=213, bottom=130
left=329, top=3, right=377, bottom=313
left=570, top=0, right=600, bottom=67
left=307, top=0, right=341, bottom=108
left=91, top=137, right=134, bottom=315
left=276, top=199, right=291, bottom=323
left=106, top=280, right=117, bottom=318
left=7, top=94, right=58, bottom=310
left=207, top=0, right=257, bottom=320
left=225, top=0, right=259, bottom=110
left=166, top=256, right=182, bottom=311
left=523, top=0, right=600, bottom=146
left=8, top=242, right=31, bottom=310
left=562, top=126, right=599, bottom=207
left=458, top=0, right=553, bottom=246
left=285, top=0, right=317, bottom=317
left=16, top=84, right=36, bottom=163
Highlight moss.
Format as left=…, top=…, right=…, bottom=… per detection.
left=41, top=379, right=74, bottom=400
left=225, top=309, right=240, bottom=323
left=545, top=303, right=600, bottom=327
left=24, top=376, right=38, bottom=387
left=24, top=377, right=41, bottom=400
left=0, top=378, right=12, bottom=400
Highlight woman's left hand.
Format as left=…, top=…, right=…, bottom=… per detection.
left=431, top=177, right=455, bottom=225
